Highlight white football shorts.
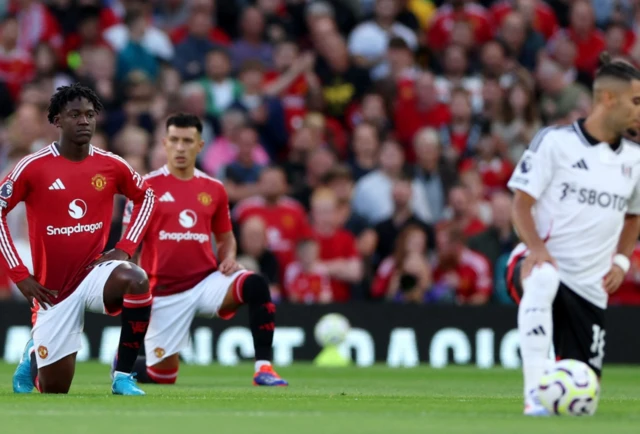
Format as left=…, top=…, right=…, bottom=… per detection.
left=32, top=260, right=127, bottom=368
left=144, top=269, right=251, bottom=366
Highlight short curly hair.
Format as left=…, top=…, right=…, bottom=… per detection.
left=47, top=83, right=104, bottom=124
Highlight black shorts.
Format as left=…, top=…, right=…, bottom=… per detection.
left=506, top=256, right=606, bottom=377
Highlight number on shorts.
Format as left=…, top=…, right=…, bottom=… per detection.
left=588, top=324, right=605, bottom=370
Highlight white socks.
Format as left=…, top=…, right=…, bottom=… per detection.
left=255, top=360, right=271, bottom=372
left=518, top=262, right=559, bottom=400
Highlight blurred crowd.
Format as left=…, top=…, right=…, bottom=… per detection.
left=2, top=0, right=640, bottom=305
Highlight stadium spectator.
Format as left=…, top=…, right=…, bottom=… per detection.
left=198, top=47, right=241, bottom=118
left=314, top=31, right=371, bottom=121
left=0, top=14, right=35, bottom=100
left=237, top=215, right=281, bottom=301
left=347, top=0, right=418, bottom=80
left=293, top=146, right=337, bottom=210
left=413, top=127, right=457, bottom=223
left=459, top=130, right=514, bottom=196
left=439, top=87, right=485, bottom=161
left=310, top=187, right=363, bottom=302
left=434, top=43, right=483, bottom=112
left=491, top=0, right=559, bottom=41
left=427, top=0, right=493, bottom=53
left=394, top=71, right=451, bottom=152
left=230, top=6, right=273, bottom=72
left=445, top=184, right=486, bottom=237
left=492, top=80, right=542, bottom=163
left=218, top=125, right=267, bottom=201
left=432, top=224, right=493, bottom=305
left=104, top=3, right=173, bottom=63
left=323, top=164, right=377, bottom=258
left=352, top=139, right=431, bottom=224
left=373, top=170, right=435, bottom=265
left=169, top=0, right=230, bottom=46
left=467, top=191, right=517, bottom=273
left=349, top=121, right=380, bottom=181
left=230, top=59, right=287, bottom=159
left=372, top=224, right=432, bottom=303
left=233, top=166, right=311, bottom=279
left=536, top=57, right=591, bottom=124
left=498, top=11, right=545, bottom=71
left=551, top=0, right=605, bottom=76
left=284, top=238, right=333, bottom=304
left=264, top=40, right=320, bottom=133
left=172, top=6, right=225, bottom=82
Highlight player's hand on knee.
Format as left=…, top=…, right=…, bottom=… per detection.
left=16, top=276, right=58, bottom=310
left=603, top=265, right=625, bottom=294
left=218, top=258, right=244, bottom=276
left=88, top=248, right=130, bottom=269
left=521, top=246, right=557, bottom=279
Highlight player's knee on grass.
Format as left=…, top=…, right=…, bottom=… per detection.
left=522, top=262, right=560, bottom=305
left=241, top=274, right=271, bottom=305
left=38, top=357, right=75, bottom=394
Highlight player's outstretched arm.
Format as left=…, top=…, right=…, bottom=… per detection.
left=512, top=190, right=557, bottom=279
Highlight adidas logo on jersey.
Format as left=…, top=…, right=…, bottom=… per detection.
left=48, top=179, right=66, bottom=190
left=572, top=159, right=589, bottom=170
left=159, top=192, right=175, bottom=202
left=526, top=326, right=546, bottom=336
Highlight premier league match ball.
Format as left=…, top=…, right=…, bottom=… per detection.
left=538, top=359, right=600, bottom=416
left=314, top=313, right=351, bottom=347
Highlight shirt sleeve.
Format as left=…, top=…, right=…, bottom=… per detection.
left=115, top=160, right=157, bottom=257
left=0, top=169, right=32, bottom=283
left=627, top=178, right=640, bottom=215
left=507, top=127, right=557, bottom=200
left=211, top=183, right=233, bottom=235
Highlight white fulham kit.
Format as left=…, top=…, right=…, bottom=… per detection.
left=508, top=121, right=640, bottom=309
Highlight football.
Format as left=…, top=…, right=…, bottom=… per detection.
left=538, top=359, right=600, bottom=416
left=314, top=313, right=351, bottom=347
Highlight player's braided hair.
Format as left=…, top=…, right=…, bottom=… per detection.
left=47, top=83, right=103, bottom=124
left=595, top=52, right=640, bottom=82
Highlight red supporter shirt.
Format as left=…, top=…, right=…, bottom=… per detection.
left=169, top=26, right=230, bottom=46
left=394, top=99, right=451, bottom=148
left=124, top=166, right=232, bottom=297
left=315, top=229, right=359, bottom=302
left=427, top=4, right=493, bottom=51
left=0, top=143, right=155, bottom=304
left=283, top=262, right=332, bottom=303
left=554, top=28, right=606, bottom=75
left=371, top=256, right=396, bottom=299
left=263, top=71, right=308, bottom=132
left=490, top=0, right=559, bottom=40
left=233, top=196, right=311, bottom=272
left=433, top=248, right=492, bottom=303
left=460, top=157, right=514, bottom=194
left=0, top=47, right=35, bottom=100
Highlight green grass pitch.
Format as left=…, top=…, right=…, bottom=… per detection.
left=0, top=363, right=638, bottom=434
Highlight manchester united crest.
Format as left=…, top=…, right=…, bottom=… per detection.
left=154, top=347, right=166, bottom=359
left=198, top=192, right=212, bottom=206
left=37, top=345, right=48, bottom=359
left=91, top=174, right=107, bottom=191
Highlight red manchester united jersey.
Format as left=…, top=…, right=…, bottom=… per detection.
left=124, top=166, right=232, bottom=296
left=0, top=143, right=156, bottom=303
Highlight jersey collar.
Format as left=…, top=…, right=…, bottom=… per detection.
left=573, top=118, right=623, bottom=154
